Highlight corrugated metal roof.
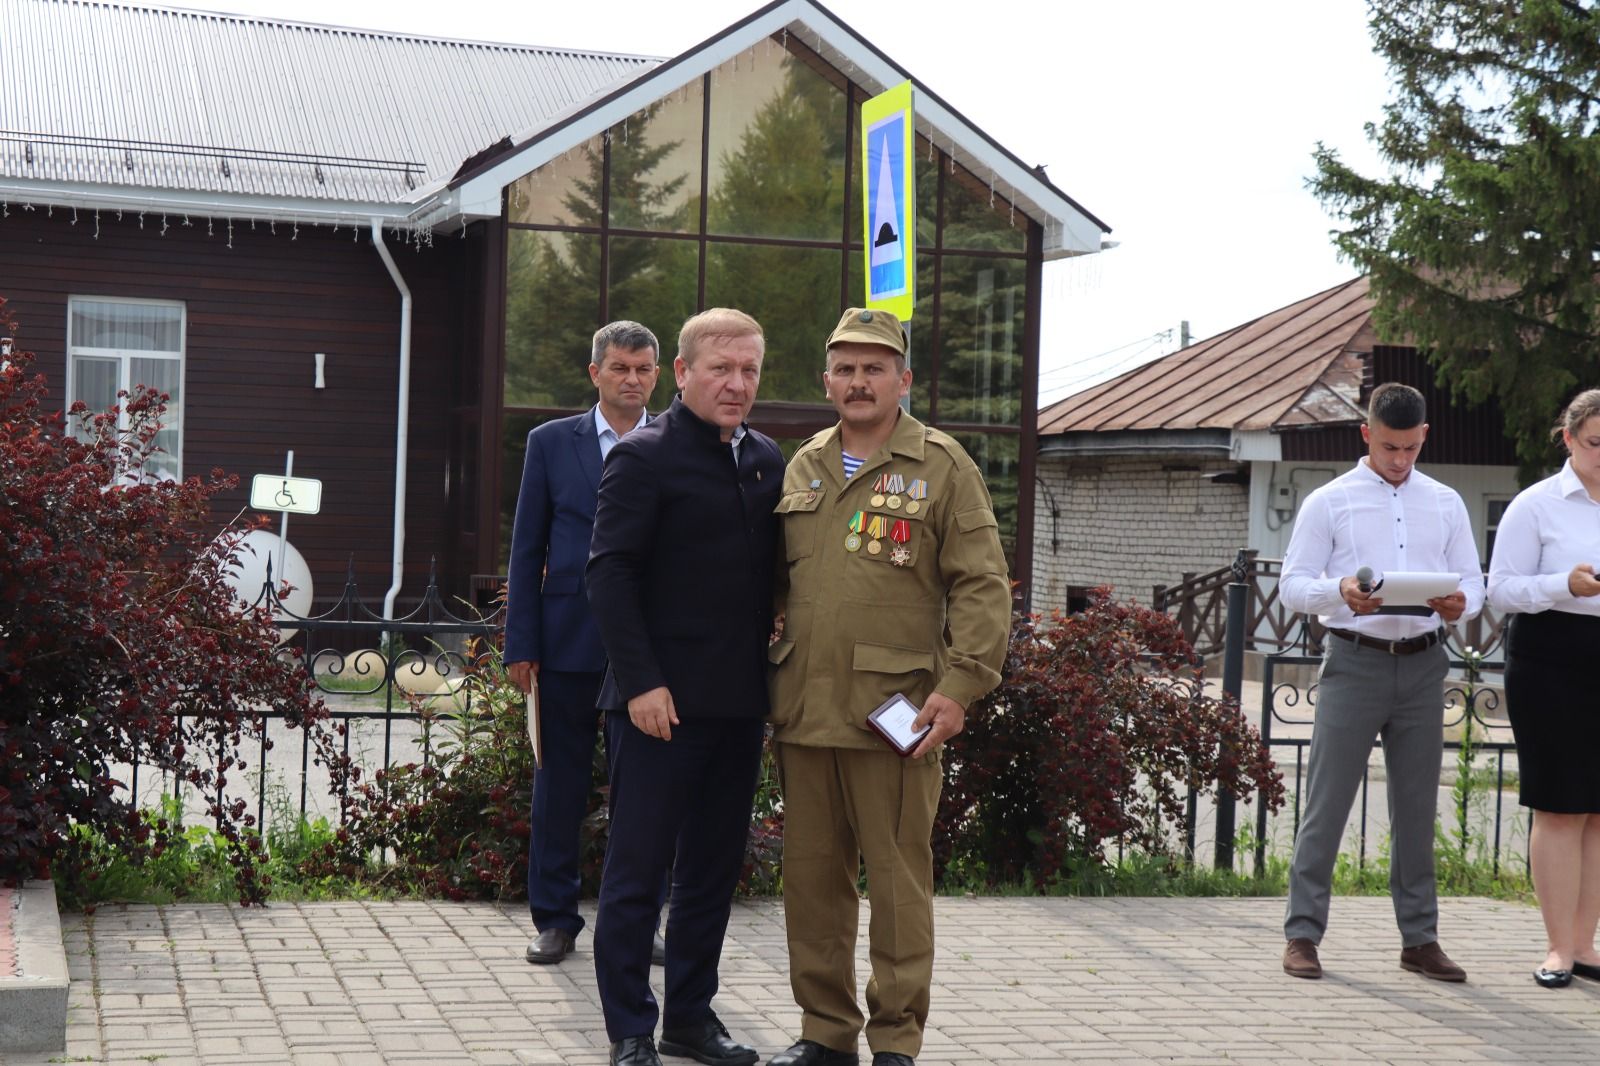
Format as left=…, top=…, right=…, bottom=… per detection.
left=0, top=0, right=658, bottom=205
left=1039, top=276, right=1378, bottom=436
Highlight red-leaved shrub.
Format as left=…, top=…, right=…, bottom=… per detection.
left=0, top=301, right=350, bottom=903
left=934, top=593, right=1285, bottom=887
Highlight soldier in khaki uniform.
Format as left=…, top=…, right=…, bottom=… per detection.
left=767, top=308, right=1011, bottom=1066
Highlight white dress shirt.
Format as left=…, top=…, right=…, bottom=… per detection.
left=1487, top=460, right=1600, bottom=617
left=594, top=404, right=648, bottom=461
left=1279, top=459, right=1485, bottom=639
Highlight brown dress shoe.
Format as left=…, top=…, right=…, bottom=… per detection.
left=1400, top=941, right=1466, bottom=982
left=1283, top=937, right=1322, bottom=978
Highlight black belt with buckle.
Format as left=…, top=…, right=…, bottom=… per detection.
left=1327, top=627, right=1444, bottom=656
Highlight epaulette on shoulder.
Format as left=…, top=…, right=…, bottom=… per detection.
left=923, top=426, right=976, bottom=465
left=793, top=430, right=831, bottom=457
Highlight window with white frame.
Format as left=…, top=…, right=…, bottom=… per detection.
left=67, top=297, right=186, bottom=480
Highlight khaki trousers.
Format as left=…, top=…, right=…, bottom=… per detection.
left=776, top=742, right=941, bottom=1057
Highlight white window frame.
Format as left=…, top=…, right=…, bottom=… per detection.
left=65, top=296, right=187, bottom=481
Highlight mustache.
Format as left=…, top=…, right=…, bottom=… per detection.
left=845, top=390, right=874, bottom=402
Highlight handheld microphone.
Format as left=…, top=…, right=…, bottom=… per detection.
left=1356, top=566, right=1374, bottom=594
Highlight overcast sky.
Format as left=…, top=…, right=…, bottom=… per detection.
left=202, top=0, right=1393, bottom=402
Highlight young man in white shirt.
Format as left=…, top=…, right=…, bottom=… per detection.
left=1277, top=383, right=1484, bottom=981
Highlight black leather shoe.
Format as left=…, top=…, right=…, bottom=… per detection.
left=1572, top=960, right=1600, bottom=981
left=525, top=928, right=575, bottom=964
left=1534, top=967, right=1573, bottom=989
left=769, top=1040, right=858, bottom=1066
left=612, top=1035, right=663, bottom=1066
left=652, top=930, right=667, bottom=967
left=871, top=1055, right=914, bottom=1066
left=658, top=1012, right=758, bottom=1066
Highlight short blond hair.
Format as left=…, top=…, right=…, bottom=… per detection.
left=677, top=308, right=764, bottom=365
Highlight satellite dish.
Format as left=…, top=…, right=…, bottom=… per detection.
left=222, top=529, right=313, bottom=641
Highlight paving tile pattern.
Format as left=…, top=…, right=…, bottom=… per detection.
left=1, top=896, right=1597, bottom=1065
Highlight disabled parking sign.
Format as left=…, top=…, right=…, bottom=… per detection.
left=861, top=81, right=915, bottom=320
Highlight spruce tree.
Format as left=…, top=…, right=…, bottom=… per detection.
left=1312, top=0, right=1600, bottom=473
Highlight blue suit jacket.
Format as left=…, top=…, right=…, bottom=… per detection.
left=504, top=408, right=623, bottom=673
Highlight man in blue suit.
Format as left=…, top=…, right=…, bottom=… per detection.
left=588, top=308, right=784, bottom=1066
left=506, top=320, right=661, bottom=966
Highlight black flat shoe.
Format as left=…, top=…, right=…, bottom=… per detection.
left=1534, top=967, right=1572, bottom=989
left=1572, top=960, right=1600, bottom=981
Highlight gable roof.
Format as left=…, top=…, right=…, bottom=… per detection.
left=0, top=0, right=1108, bottom=255
left=449, top=0, right=1109, bottom=258
left=1038, top=276, right=1378, bottom=436
left=0, top=0, right=656, bottom=222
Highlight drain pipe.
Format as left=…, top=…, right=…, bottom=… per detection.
left=371, top=218, right=412, bottom=621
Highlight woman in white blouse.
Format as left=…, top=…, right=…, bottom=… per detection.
left=1488, top=389, right=1600, bottom=989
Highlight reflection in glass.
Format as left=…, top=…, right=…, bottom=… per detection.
left=916, top=136, right=937, bottom=249
left=707, top=50, right=847, bottom=240
left=937, top=256, right=1025, bottom=426
left=949, top=430, right=1020, bottom=569
left=609, top=81, right=704, bottom=234
left=498, top=412, right=555, bottom=572
left=942, top=165, right=1029, bottom=253
left=706, top=242, right=842, bottom=405
left=504, top=230, right=602, bottom=408
left=608, top=235, right=698, bottom=409
left=506, top=135, right=605, bottom=227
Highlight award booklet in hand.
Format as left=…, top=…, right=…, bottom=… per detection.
left=866, top=692, right=930, bottom=756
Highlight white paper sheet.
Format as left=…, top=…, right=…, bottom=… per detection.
left=1369, top=571, right=1460, bottom=607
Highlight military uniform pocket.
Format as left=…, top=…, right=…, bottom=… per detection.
left=775, top=489, right=824, bottom=561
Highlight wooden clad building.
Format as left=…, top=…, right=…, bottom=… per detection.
left=0, top=0, right=1109, bottom=610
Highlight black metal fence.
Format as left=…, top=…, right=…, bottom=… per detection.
left=1249, top=630, right=1521, bottom=880
left=131, top=563, right=505, bottom=833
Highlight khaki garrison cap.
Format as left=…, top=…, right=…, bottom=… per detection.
left=826, top=307, right=908, bottom=356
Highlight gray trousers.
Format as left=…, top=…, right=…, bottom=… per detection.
left=1284, top=634, right=1448, bottom=946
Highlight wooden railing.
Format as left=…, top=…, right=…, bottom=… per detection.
left=1153, top=552, right=1507, bottom=659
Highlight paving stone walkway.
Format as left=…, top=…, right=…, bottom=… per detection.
left=3, top=895, right=1597, bottom=1066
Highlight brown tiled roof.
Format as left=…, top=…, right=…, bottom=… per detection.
left=1039, top=276, right=1379, bottom=435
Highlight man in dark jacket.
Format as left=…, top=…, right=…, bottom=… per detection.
left=587, top=307, right=784, bottom=1066
left=504, top=321, right=660, bottom=966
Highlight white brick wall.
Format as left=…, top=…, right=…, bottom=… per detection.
left=1030, top=453, right=1250, bottom=610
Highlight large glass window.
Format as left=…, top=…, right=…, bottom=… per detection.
left=67, top=297, right=185, bottom=480
left=504, top=230, right=602, bottom=408
left=936, top=256, right=1026, bottom=427
left=707, top=51, right=847, bottom=241
left=498, top=31, right=1040, bottom=582
left=706, top=243, right=842, bottom=403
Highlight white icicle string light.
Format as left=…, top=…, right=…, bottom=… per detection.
left=93, top=210, right=100, bottom=239
left=227, top=219, right=234, bottom=249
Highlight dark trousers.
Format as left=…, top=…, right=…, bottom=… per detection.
left=594, top=711, right=764, bottom=1040
left=526, top=669, right=605, bottom=936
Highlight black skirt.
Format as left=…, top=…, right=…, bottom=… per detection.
left=1504, top=610, right=1600, bottom=813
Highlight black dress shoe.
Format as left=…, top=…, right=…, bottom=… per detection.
left=871, top=1055, right=914, bottom=1066
left=525, top=928, right=575, bottom=964
left=612, top=1035, right=663, bottom=1066
left=1534, top=967, right=1573, bottom=989
left=658, top=1011, right=758, bottom=1066
left=769, top=1040, right=858, bottom=1066
left=652, top=930, right=667, bottom=967
left=1572, top=960, right=1600, bottom=981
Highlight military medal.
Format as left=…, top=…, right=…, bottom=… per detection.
left=906, top=478, right=927, bottom=515
left=885, top=473, right=905, bottom=510
left=870, top=472, right=889, bottom=509
left=845, top=511, right=864, bottom=552
left=865, top=514, right=887, bottom=555
left=889, top=519, right=912, bottom=566
left=806, top=478, right=821, bottom=503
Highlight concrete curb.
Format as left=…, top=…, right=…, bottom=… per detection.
left=0, top=880, right=68, bottom=1053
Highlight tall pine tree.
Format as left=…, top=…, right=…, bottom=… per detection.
left=1312, top=0, right=1600, bottom=473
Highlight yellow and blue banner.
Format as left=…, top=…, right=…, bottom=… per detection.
left=861, top=81, right=915, bottom=320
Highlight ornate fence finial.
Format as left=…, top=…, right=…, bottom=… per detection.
left=1230, top=548, right=1249, bottom=583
